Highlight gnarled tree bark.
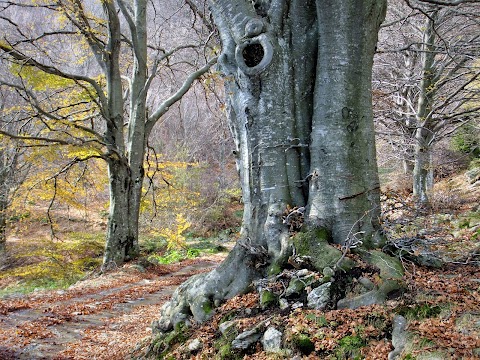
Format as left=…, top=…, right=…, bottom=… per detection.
left=153, top=0, right=401, bottom=334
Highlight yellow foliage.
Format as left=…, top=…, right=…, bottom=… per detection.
left=155, top=214, right=191, bottom=250
left=0, top=235, right=104, bottom=290
left=10, top=64, right=75, bottom=91
left=64, top=145, right=104, bottom=160
left=11, top=151, right=108, bottom=217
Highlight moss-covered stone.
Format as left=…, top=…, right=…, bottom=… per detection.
left=285, top=273, right=316, bottom=297
left=367, top=250, right=404, bottom=280
left=337, top=251, right=404, bottom=309
left=292, top=229, right=355, bottom=272
left=214, top=321, right=240, bottom=360
left=267, top=262, right=283, bottom=276
left=260, top=290, right=277, bottom=308
left=147, top=322, right=189, bottom=358
left=291, top=333, right=315, bottom=355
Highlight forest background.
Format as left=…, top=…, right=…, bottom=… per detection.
left=0, top=0, right=479, bottom=358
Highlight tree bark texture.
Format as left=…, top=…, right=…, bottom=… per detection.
left=153, top=0, right=391, bottom=332
left=103, top=158, right=139, bottom=266
left=412, top=12, right=437, bottom=206
left=0, top=181, right=6, bottom=253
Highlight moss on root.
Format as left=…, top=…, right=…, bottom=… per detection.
left=146, top=322, right=189, bottom=359
left=291, top=228, right=355, bottom=272
left=291, top=333, right=315, bottom=355
left=337, top=250, right=404, bottom=309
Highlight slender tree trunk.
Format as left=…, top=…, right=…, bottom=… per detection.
left=0, top=193, right=6, bottom=253
left=413, top=12, right=437, bottom=206
left=413, top=132, right=434, bottom=205
left=152, top=0, right=402, bottom=334
left=125, top=0, right=148, bottom=256
left=0, top=150, right=8, bottom=253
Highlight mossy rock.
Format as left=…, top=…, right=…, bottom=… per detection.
left=260, top=290, right=277, bottom=308
left=367, top=250, right=403, bottom=280
left=292, top=229, right=355, bottom=272
left=291, top=333, right=315, bottom=355
left=267, top=262, right=283, bottom=276
left=215, top=322, right=240, bottom=360
left=148, top=322, right=189, bottom=358
left=366, top=250, right=404, bottom=293
left=337, top=250, right=404, bottom=309
left=285, top=273, right=317, bottom=297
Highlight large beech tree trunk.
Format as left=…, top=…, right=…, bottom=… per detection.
left=102, top=0, right=146, bottom=266
left=153, top=0, right=400, bottom=333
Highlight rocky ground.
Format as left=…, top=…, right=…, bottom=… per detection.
left=0, top=170, right=479, bottom=360
left=139, top=259, right=479, bottom=359
left=137, top=171, right=480, bottom=360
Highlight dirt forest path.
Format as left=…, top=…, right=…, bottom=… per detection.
left=0, top=256, right=224, bottom=360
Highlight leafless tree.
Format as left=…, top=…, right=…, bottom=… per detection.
left=374, top=0, right=480, bottom=205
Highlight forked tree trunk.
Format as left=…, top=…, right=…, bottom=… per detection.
left=153, top=0, right=401, bottom=333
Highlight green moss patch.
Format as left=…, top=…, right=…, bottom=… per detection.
left=292, top=229, right=355, bottom=272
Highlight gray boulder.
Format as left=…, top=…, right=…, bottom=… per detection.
left=307, top=282, right=331, bottom=310
left=388, top=315, right=408, bottom=360
left=261, top=327, right=283, bottom=353
left=232, top=327, right=262, bottom=350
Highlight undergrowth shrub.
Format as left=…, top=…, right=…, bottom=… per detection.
left=430, top=188, right=466, bottom=212
left=158, top=213, right=191, bottom=250
left=139, top=155, right=240, bottom=242
left=0, top=233, right=104, bottom=295
left=433, top=147, right=471, bottom=180
left=147, top=248, right=201, bottom=265
left=383, top=172, right=413, bottom=196
left=450, top=121, right=480, bottom=158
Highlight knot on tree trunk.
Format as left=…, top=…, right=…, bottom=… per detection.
left=235, top=34, right=273, bottom=76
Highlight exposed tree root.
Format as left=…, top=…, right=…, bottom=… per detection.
left=152, top=229, right=405, bottom=338
left=152, top=244, right=262, bottom=333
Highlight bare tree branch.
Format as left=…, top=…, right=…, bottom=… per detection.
left=146, top=56, right=217, bottom=133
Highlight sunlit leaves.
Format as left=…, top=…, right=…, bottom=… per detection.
left=154, top=213, right=191, bottom=250
left=11, top=153, right=108, bottom=220
left=10, top=64, right=75, bottom=91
